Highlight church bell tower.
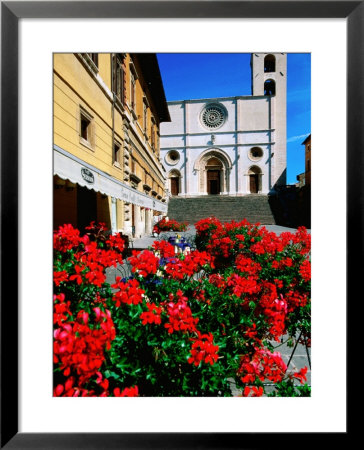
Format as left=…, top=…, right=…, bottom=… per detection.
left=251, top=53, right=287, bottom=188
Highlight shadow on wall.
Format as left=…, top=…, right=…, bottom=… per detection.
left=273, top=169, right=287, bottom=191
left=269, top=185, right=311, bottom=229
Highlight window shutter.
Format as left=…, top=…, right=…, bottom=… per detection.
left=91, top=53, right=98, bottom=68
left=116, top=66, right=121, bottom=100
left=112, top=54, right=117, bottom=94
left=122, top=66, right=126, bottom=105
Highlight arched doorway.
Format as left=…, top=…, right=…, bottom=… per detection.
left=194, top=149, right=232, bottom=195
left=248, top=166, right=262, bottom=194
left=168, top=169, right=181, bottom=196
left=206, top=157, right=222, bottom=195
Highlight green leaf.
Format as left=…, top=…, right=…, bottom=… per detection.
left=104, top=370, right=121, bottom=380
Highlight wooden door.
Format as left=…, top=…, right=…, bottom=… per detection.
left=207, top=170, right=220, bottom=195
left=171, top=177, right=179, bottom=196
left=250, top=174, right=259, bottom=193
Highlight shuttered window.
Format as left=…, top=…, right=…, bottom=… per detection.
left=89, top=53, right=98, bottom=68
left=112, top=54, right=126, bottom=105
left=143, top=101, right=148, bottom=133
left=151, top=119, right=156, bottom=150
left=130, top=71, right=136, bottom=110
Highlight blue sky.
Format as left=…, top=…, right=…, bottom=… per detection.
left=157, top=53, right=311, bottom=185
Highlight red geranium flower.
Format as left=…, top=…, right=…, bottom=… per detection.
left=113, top=385, right=139, bottom=397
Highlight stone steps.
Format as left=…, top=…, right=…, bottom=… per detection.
left=167, top=195, right=276, bottom=225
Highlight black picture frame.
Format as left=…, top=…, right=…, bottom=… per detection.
left=1, top=1, right=356, bottom=448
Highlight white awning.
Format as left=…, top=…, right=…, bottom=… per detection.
left=54, top=145, right=167, bottom=213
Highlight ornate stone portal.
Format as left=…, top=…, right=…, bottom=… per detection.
left=194, top=149, right=232, bottom=195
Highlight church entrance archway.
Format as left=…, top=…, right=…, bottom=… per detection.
left=250, top=173, right=259, bottom=193
left=171, top=177, right=179, bottom=196
left=206, top=157, right=222, bottom=195
left=207, top=170, right=221, bottom=194
left=194, top=149, right=232, bottom=195
left=168, top=169, right=181, bottom=196
left=247, top=166, right=262, bottom=193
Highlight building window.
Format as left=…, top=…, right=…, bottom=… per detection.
left=264, top=79, right=276, bottom=96
left=264, top=54, right=275, bottom=72
left=143, top=101, right=148, bottom=134
left=80, top=53, right=99, bottom=73
left=81, top=116, right=90, bottom=140
left=151, top=119, right=156, bottom=150
left=129, top=59, right=139, bottom=120
left=113, top=141, right=121, bottom=166
left=112, top=54, right=125, bottom=105
left=130, top=71, right=136, bottom=111
left=79, top=107, right=94, bottom=149
left=248, top=147, right=263, bottom=161
left=89, top=53, right=98, bottom=68
left=165, top=150, right=180, bottom=165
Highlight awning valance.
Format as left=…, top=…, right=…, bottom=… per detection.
left=54, top=145, right=167, bottom=213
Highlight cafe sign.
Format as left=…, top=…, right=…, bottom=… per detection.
left=81, top=168, right=94, bottom=184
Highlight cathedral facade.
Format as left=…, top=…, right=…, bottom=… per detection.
left=160, top=53, right=287, bottom=197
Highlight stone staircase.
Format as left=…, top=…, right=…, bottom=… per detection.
left=166, top=195, right=276, bottom=225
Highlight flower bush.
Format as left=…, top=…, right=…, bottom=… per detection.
left=194, top=217, right=311, bottom=345
left=53, top=218, right=311, bottom=397
left=153, top=217, right=188, bottom=234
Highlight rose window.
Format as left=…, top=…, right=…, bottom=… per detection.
left=201, top=104, right=226, bottom=130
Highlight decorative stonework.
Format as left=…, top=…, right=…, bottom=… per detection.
left=200, top=103, right=227, bottom=130
left=129, top=173, right=141, bottom=189
left=194, top=148, right=232, bottom=194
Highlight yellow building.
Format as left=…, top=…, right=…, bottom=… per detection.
left=53, top=53, right=170, bottom=237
